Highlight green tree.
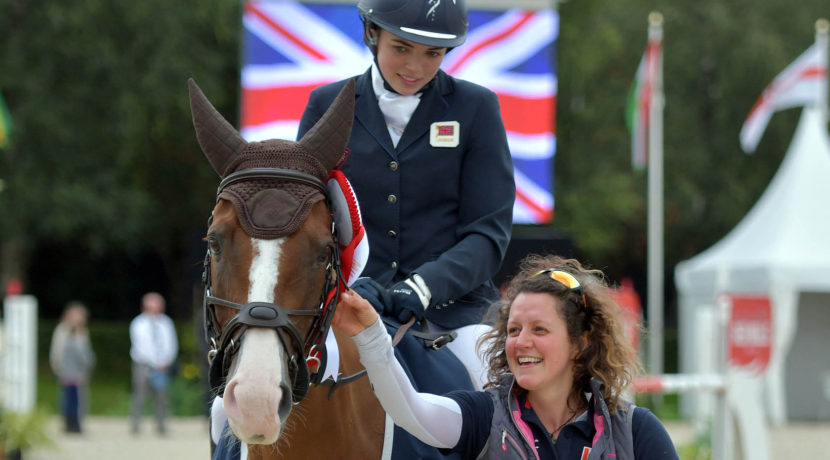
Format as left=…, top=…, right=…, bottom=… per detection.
left=0, top=0, right=241, bottom=317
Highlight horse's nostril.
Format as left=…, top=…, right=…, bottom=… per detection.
left=250, top=306, right=278, bottom=320
left=278, top=382, right=293, bottom=421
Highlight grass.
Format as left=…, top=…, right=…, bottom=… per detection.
left=0, top=406, right=54, bottom=452
left=677, top=432, right=712, bottom=460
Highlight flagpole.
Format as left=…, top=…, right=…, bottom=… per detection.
left=647, top=11, right=665, bottom=379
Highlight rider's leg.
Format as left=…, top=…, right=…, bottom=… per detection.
left=431, top=323, right=491, bottom=390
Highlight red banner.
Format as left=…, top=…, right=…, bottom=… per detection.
left=725, top=295, right=772, bottom=374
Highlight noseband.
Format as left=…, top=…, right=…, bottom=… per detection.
left=202, top=168, right=342, bottom=404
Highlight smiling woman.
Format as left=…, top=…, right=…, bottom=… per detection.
left=374, top=32, right=446, bottom=95
left=504, top=291, right=579, bottom=412
left=333, top=254, right=681, bottom=459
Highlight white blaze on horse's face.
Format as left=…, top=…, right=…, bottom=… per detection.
left=222, top=237, right=292, bottom=445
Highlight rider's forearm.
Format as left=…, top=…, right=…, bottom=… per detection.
left=352, top=318, right=463, bottom=449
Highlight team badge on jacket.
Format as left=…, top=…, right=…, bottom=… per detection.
left=430, top=121, right=460, bottom=147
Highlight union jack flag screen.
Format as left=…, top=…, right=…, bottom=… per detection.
left=240, top=0, right=557, bottom=223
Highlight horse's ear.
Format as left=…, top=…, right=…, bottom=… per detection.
left=298, top=79, right=355, bottom=172
left=188, top=78, right=247, bottom=178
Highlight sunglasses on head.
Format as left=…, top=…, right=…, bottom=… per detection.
left=530, top=269, right=587, bottom=309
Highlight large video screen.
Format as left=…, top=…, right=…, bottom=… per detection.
left=240, top=0, right=557, bottom=223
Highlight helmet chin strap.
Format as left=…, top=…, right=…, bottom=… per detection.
left=372, top=55, right=437, bottom=95
left=365, top=28, right=400, bottom=94
left=373, top=56, right=401, bottom=95
left=366, top=25, right=440, bottom=95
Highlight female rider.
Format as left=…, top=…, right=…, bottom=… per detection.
left=297, top=0, right=515, bottom=388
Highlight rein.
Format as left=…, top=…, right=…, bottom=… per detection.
left=203, top=168, right=348, bottom=404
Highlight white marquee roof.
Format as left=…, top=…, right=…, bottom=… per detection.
left=676, top=106, right=830, bottom=294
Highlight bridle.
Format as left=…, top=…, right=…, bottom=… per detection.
left=202, top=168, right=343, bottom=404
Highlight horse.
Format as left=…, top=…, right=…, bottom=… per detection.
left=189, top=77, right=488, bottom=459
left=189, top=77, right=388, bottom=459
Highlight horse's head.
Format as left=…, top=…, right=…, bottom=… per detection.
left=189, top=78, right=354, bottom=444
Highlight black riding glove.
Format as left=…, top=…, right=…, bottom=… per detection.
left=349, top=277, right=392, bottom=314
left=389, top=275, right=431, bottom=323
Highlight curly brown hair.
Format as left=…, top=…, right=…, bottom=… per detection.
left=478, top=254, right=641, bottom=414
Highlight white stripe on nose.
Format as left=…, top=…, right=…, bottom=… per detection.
left=222, top=237, right=288, bottom=444
left=249, top=238, right=283, bottom=302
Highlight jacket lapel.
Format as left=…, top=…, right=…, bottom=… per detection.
left=396, top=71, right=451, bottom=155
left=354, top=68, right=396, bottom=159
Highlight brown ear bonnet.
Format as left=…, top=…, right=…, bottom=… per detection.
left=188, top=78, right=355, bottom=239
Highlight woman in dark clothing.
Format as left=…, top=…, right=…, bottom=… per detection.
left=334, top=254, right=680, bottom=459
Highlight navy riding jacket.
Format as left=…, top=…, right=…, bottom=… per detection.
left=298, top=68, right=515, bottom=329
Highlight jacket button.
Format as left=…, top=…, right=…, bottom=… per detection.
left=390, top=261, right=398, bottom=269
left=389, top=161, right=398, bottom=171
left=387, top=230, right=397, bottom=238
left=387, top=194, right=397, bottom=204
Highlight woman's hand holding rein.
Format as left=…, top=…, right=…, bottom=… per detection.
left=334, top=289, right=381, bottom=336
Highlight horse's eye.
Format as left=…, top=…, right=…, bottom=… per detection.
left=317, top=244, right=333, bottom=265
left=207, top=235, right=222, bottom=256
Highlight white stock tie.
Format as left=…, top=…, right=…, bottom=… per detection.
left=371, top=63, right=421, bottom=148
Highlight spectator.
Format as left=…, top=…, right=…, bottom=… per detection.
left=49, top=301, right=95, bottom=433
left=129, top=292, right=178, bottom=436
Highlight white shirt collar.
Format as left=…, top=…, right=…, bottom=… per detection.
left=371, top=63, right=422, bottom=147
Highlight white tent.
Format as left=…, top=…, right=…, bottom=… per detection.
left=675, top=106, right=830, bottom=425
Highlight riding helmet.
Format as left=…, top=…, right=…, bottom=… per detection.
left=358, top=0, right=468, bottom=49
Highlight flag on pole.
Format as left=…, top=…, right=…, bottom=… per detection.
left=0, top=91, right=12, bottom=149
left=630, top=12, right=667, bottom=378
left=626, top=20, right=663, bottom=170
left=740, top=36, right=828, bottom=154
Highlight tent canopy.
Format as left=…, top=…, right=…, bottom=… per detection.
left=675, top=106, right=830, bottom=424
left=676, top=106, right=830, bottom=293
